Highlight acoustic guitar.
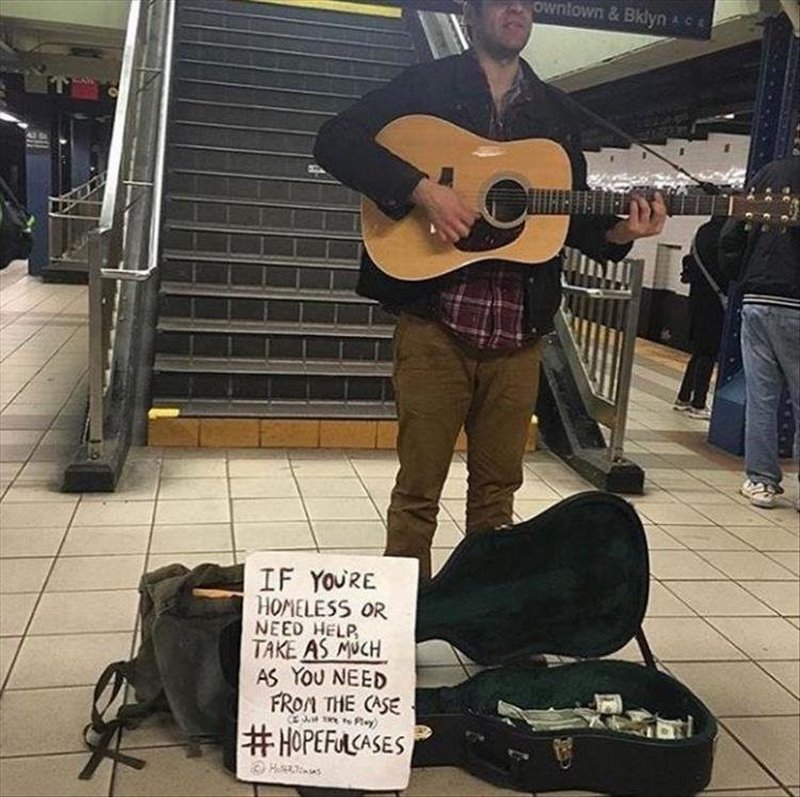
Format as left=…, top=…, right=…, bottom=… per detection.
left=360, top=115, right=800, bottom=281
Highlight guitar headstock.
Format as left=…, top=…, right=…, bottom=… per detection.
left=732, top=186, right=800, bottom=231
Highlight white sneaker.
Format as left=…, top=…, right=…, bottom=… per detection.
left=740, top=479, right=779, bottom=508
left=688, top=406, right=711, bottom=420
left=673, top=400, right=691, bottom=412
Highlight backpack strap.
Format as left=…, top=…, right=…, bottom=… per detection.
left=79, top=661, right=154, bottom=780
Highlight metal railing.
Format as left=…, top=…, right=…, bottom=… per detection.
left=48, top=172, right=106, bottom=270
left=558, top=251, right=644, bottom=461
left=86, top=0, right=175, bottom=460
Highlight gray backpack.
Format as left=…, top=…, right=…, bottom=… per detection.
left=80, top=563, right=244, bottom=779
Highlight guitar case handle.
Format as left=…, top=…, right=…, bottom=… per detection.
left=463, top=727, right=533, bottom=790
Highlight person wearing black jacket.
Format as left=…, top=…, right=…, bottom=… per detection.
left=719, top=154, right=800, bottom=509
left=314, top=0, right=667, bottom=580
left=673, top=217, right=730, bottom=419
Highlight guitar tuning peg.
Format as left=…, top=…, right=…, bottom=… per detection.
left=783, top=186, right=791, bottom=194
left=744, top=222, right=752, bottom=232
left=765, top=187, right=772, bottom=193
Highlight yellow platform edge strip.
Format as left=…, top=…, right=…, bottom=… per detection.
left=240, top=0, right=402, bottom=18
left=149, top=408, right=181, bottom=419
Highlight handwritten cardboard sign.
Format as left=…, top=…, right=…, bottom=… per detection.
left=237, top=552, right=418, bottom=790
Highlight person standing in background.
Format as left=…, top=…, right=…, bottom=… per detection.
left=719, top=155, right=800, bottom=509
left=673, top=217, right=730, bottom=420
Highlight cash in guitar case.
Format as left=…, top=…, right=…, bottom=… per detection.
left=221, top=491, right=716, bottom=795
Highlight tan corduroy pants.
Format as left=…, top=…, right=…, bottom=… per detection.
left=385, top=313, right=541, bottom=581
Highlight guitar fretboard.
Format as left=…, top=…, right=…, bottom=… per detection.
left=526, top=190, right=732, bottom=217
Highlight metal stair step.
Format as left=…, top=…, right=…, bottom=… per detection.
left=157, top=318, right=392, bottom=338
left=167, top=168, right=357, bottom=207
left=167, top=195, right=360, bottom=236
left=175, top=78, right=360, bottom=113
left=177, top=57, right=394, bottom=95
left=160, top=281, right=370, bottom=304
left=177, top=41, right=403, bottom=81
left=174, top=98, right=333, bottom=133
left=170, top=119, right=315, bottom=154
left=180, top=22, right=414, bottom=64
left=154, top=354, right=393, bottom=377
left=150, top=398, right=396, bottom=419
left=162, top=221, right=361, bottom=263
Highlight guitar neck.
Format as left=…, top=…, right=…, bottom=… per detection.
left=527, top=189, right=733, bottom=217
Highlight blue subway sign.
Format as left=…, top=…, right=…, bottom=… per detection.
left=530, top=0, right=716, bottom=39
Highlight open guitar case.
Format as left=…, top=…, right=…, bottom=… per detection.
left=221, top=492, right=716, bottom=795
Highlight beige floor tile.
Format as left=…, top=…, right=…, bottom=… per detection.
left=29, top=589, right=138, bottom=635
left=641, top=617, right=746, bottom=660
left=7, top=631, right=133, bottom=689
left=766, top=551, right=800, bottom=576
left=118, top=713, right=185, bottom=750
left=759, top=660, right=800, bottom=699
left=295, top=476, right=367, bottom=498
left=155, top=498, right=230, bottom=525
left=303, top=496, right=380, bottom=521
left=647, top=581, right=695, bottom=616
left=708, top=617, right=800, bottom=660
left=1, top=484, right=79, bottom=502
left=697, top=503, right=783, bottom=527
left=46, top=554, right=145, bottom=592
left=665, top=661, right=799, bottom=716
left=234, top=521, right=316, bottom=552
left=402, top=766, right=523, bottom=796
left=0, top=593, right=37, bottom=636
left=724, top=716, right=800, bottom=787
left=643, top=525, right=685, bottom=550
left=149, top=523, right=232, bottom=553
left=157, top=477, right=229, bottom=500
left=728, top=525, right=799, bottom=551
left=432, top=520, right=464, bottom=548
left=0, top=557, right=52, bottom=593
left=147, top=551, right=235, bottom=570
left=515, top=480, right=560, bottom=500
left=416, top=640, right=462, bottom=667
left=61, top=525, right=150, bottom=556
left=72, top=500, right=154, bottom=527
left=668, top=490, right=742, bottom=505
left=439, top=478, right=467, bottom=500
left=649, top=550, right=726, bottom=580
left=232, top=497, right=306, bottom=524
left=291, top=459, right=356, bottom=477
left=312, top=520, right=386, bottom=549
left=0, top=527, right=65, bottom=557
left=513, top=498, right=560, bottom=520
left=229, top=477, right=299, bottom=499
left=663, top=525, right=751, bottom=551
left=160, top=457, right=227, bottom=479
left=700, top=551, right=795, bottom=580
left=0, top=636, right=21, bottom=682
left=663, top=580, right=775, bottom=616
left=704, top=726, right=783, bottom=790
left=637, top=503, right=715, bottom=525
left=0, top=752, right=113, bottom=796
left=0, top=686, right=100, bottom=756
left=112, top=745, right=252, bottom=796
left=0, top=501, right=74, bottom=528
left=742, top=581, right=800, bottom=616
left=227, top=458, right=291, bottom=478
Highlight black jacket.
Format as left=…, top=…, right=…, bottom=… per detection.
left=313, top=52, right=632, bottom=338
left=719, top=155, right=800, bottom=304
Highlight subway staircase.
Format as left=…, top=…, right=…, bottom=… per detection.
left=150, top=0, right=419, bottom=446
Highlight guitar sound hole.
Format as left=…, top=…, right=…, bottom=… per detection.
left=485, top=179, right=528, bottom=224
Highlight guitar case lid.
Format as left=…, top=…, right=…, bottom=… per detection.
left=416, top=491, right=649, bottom=664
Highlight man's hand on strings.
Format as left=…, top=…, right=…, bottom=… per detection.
left=412, top=178, right=480, bottom=244
left=605, top=192, right=668, bottom=245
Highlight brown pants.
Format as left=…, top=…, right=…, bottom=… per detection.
left=386, top=313, right=541, bottom=581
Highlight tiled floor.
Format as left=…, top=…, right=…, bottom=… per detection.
left=0, top=261, right=798, bottom=797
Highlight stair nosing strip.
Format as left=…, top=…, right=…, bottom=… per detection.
left=175, top=97, right=335, bottom=119
left=157, top=319, right=393, bottom=337
left=168, top=194, right=357, bottom=214
left=178, top=57, right=391, bottom=84
left=165, top=220, right=360, bottom=242
left=168, top=142, right=309, bottom=159
left=169, top=167, right=341, bottom=187
left=180, top=21, right=414, bottom=53
left=160, top=282, right=367, bottom=302
left=176, top=76, right=360, bottom=101
left=162, top=250, right=359, bottom=269
left=154, top=354, right=393, bottom=376
left=172, top=119, right=316, bottom=138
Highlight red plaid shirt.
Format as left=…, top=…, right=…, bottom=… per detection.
left=435, top=60, right=531, bottom=350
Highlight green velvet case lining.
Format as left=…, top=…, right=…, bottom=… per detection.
left=416, top=660, right=717, bottom=742
left=416, top=493, right=649, bottom=664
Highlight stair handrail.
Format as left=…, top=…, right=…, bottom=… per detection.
left=84, top=0, right=175, bottom=462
